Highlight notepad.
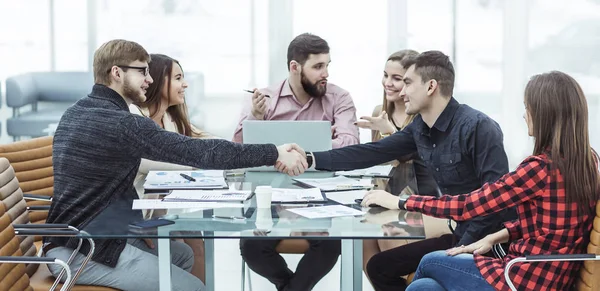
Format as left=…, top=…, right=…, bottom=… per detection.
left=162, top=190, right=252, bottom=202
left=293, top=176, right=373, bottom=192
left=271, top=188, right=326, bottom=203
left=144, top=170, right=228, bottom=190
left=335, top=165, right=394, bottom=177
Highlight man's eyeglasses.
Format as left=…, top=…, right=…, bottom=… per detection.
left=116, top=65, right=149, bottom=77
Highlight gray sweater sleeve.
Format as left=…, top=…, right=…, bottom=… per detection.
left=119, top=114, right=279, bottom=169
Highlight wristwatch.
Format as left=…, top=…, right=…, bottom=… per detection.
left=397, top=193, right=410, bottom=210
left=306, top=152, right=314, bottom=168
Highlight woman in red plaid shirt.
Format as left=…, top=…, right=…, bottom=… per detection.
left=362, top=71, right=599, bottom=291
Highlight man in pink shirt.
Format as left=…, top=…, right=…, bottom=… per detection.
left=238, top=33, right=356, bottom=291
left=232, top=33, right=359, bottom=149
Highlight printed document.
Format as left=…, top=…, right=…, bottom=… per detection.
left=294, top=176, right=372, bottom=191
left=271, top=188, right=326, bottom=203
left=286, top=205, right=365, bottom=219
left=334, top=165, right=394, bottom=177
left=162, top=190, right=252, bottom=202
left=144, top=170, right=227, bottom=190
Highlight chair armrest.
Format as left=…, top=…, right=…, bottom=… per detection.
left=27, top=205, right=51, bottom=211
left=525, top=253, right=598, bottom=261
left=5, top=74, right=39, bottom=108
left=13, top=223, right=71, bottom=230
left=11, top=224, right=94, bottom=291
left=23, top=193, right=52, bottom=201
left=0, top=256, right=72, bottom=291
left=0, top=256, right=56, bottom=263
left=504, top=254, right=600, bottom=291
left=14, top=229, right=79, bottom=236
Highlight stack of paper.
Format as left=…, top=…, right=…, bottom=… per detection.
left=162, top=190, right=252, bottom=202
left=271, top=188, right=326, bottom=203
left=144, top=170, right=227, bottom=190
left=286, top=205, right=365, bottom=219
left=334, top=165, right=394, bottom=177
left=293, top=176, right=373, bottom=192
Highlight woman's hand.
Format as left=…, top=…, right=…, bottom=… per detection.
left=362, top=190, right=401, bottom=209
left=355, top=111, right=397, bottom=135
left=446, top=236, right=494, bottom=256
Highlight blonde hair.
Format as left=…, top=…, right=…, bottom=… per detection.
left=93, top=39, right=150, bottom=86
left=375, top=49, right=419, bottom=141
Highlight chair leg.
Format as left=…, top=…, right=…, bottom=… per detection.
left=241, top=259, right=245, bottom=291
left=246, top=260, right=253, bottom=291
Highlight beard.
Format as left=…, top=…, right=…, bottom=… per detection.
left=301, top=72, right=327, bottom=98
left=123, top=76, right=146, bottom=103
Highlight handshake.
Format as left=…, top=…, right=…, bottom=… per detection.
left=275, top=144, right=309, bottom=176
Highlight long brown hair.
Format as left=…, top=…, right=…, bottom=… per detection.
left=137, top=54, right=206, bottom=137
left=525, top=71, right=599, bottom=214
left=375, top=50, right=419, bottom=141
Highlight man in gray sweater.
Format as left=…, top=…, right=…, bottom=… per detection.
left=43, top=39, right=307, bottom=291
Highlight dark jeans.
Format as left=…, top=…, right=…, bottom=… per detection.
left=366, top=234, right=456, bottom=291
left=240, top=239, right=341, bottom=291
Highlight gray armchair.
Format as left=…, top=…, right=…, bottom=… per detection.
left=5, top=72, right=93, bottom=140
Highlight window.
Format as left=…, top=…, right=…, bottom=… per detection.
left=94, top=0, right=267, bottom=95
left=0, top=1, right=51, bottom=80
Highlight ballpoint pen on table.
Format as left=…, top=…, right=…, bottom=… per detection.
left=180, top=173, right=196, bottom=182
left=243, top=89, right=270, bottom=98
left=212, top=215, right=246, bottom=220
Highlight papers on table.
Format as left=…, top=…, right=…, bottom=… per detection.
left=293, top=176, right=373, bottom=192
left=334, top=165, right=394, bottom=177
left=144, top=170, right=227, bottom=190
left=271, top=188, right=326, bottom=203
left=325, top=190, right=367, bottom=205
left=286, top=205, right=365, bottom=219
left=162, top=190, right=252, bottom=202
left=132, top=199, right=244, bottom=210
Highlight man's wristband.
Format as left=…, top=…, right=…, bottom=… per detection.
left=306, top=152, right=314, bottom=168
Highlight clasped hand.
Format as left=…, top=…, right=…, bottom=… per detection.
left=445, top=236, right=494, bottom=256
left=275, top=143, right=307, bottom=176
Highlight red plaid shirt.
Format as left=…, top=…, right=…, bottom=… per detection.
left=405, top=154, right=596, bottom=291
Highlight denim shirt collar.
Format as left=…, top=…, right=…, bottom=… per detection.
left=431, top=97, right=460, bottom=133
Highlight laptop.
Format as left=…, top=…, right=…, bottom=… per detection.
left=242, top=120, right=333, bottom=171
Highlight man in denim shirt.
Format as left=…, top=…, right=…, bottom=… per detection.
left=303, top=51, right=514, bottom=291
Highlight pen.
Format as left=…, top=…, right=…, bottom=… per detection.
left=243, top=89, right=271, bottom=98
left=212, top=215, right=246, bottom=220
left=180, top=173, right=196, bottom=182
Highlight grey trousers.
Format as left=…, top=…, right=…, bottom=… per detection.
left=46, top=238, right=205, bottom=291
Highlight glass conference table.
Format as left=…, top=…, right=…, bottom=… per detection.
left=78, top=165, right=428, bottom=291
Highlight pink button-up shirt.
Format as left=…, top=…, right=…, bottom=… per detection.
left=232, top=79, right=359, bottom=148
